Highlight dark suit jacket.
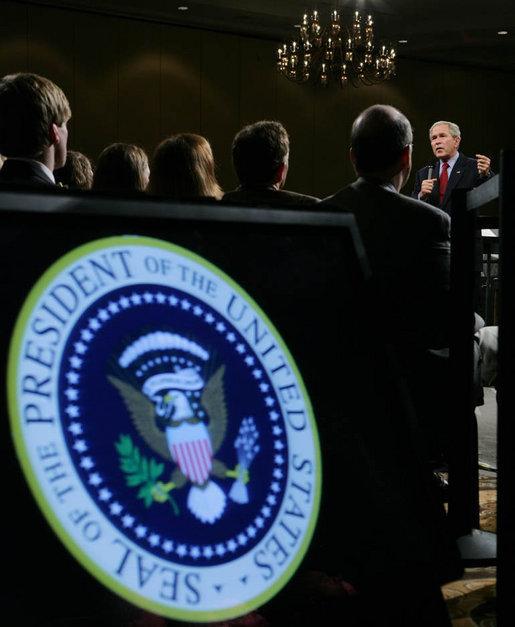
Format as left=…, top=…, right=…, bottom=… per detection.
left=411, top=152, right=493, bottom=214
left=222, top=186, right=320, bottom=208
left=0, top=159, right=55, bottom=188
left=320, top=177, right=451, bottom=351
left=317, top=179, right=461, bottom=598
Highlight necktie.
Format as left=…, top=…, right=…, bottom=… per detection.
left=439, top=162, right=449, bottom=205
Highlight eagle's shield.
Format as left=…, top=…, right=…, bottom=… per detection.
left=166, top=421, right=213, bottom=485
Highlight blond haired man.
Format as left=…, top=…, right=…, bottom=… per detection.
left=0, top=72, right=71, bottom=187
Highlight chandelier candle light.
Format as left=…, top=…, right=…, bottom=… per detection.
left=277, top=9, right=397, bottom=87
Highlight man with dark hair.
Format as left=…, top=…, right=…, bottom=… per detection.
left=0, top=72, right=71, bottom=187
left=412, top=120, right=493, bottom=213
left=222, top=120, right=319, bottom=208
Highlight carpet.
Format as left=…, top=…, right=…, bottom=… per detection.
left=442, top=472, right=497, bottom=626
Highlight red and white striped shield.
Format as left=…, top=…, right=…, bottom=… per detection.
left=166, top=421, right=213, bottom=486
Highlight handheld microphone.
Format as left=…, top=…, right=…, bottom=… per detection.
left=423, top=165, right=434, bottom=203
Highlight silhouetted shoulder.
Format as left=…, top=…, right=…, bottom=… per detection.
left=321, top=180, right=449, bottom=223
left=222, top=187, right=320, bottom=209
left=0, top=159, right=55, bottom=188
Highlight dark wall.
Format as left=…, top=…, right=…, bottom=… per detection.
left=1, top=0, right=514, bottom=198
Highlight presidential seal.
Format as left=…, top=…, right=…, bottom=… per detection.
left=8, top=236, right=321, bottom=622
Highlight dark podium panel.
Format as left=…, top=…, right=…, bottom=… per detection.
left=0, top=190, right=456, bottom=626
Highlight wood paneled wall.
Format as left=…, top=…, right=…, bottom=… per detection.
left=1, top=1, right=514, bottom=198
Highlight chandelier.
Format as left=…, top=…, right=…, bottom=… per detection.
left=277, top=9, right=397, bottom=87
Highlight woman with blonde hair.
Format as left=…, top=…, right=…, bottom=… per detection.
left=149, top=133, right=222, bottom=200
left=92, top=142, right=149, bottom=194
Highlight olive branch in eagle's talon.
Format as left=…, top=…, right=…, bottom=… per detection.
left=115, top=434, right=180, bottom=516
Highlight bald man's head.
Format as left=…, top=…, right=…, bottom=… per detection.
left=350, top=104, right=413, bottom=176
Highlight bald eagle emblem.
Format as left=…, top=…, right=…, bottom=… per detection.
left=109, top=331, right=259, bottom=524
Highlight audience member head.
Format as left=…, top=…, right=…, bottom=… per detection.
left=350, top=104, right=413, bottom=189
left=149, top=133, right=222, bottom=200
left=231, top=120, right=289, bottom=188
left=54, top=150, right=94, bottom=190
left=0, top=72, right=71, bottom=169
left=0, top=154, right=5, bottom=170
left=92, top=143, right=149, bottom=193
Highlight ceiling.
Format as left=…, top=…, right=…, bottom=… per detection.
left=21, top=0, right=515, bottom=72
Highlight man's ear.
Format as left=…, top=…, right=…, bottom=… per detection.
left=400, top=144, right=411, bottom=169
left=273, top=162, right=288, bottom=187
left=49, top=122, right=60, bottom=146
left=349, top=148, right=360, bottom=176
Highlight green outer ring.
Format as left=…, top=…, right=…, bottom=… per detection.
left=7, top=234, right=322, bottom=622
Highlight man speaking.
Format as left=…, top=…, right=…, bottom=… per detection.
left=412, top=120, right=492, bottom=213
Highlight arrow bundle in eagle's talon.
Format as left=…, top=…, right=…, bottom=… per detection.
left=229, top=417, right=260, bottom=504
